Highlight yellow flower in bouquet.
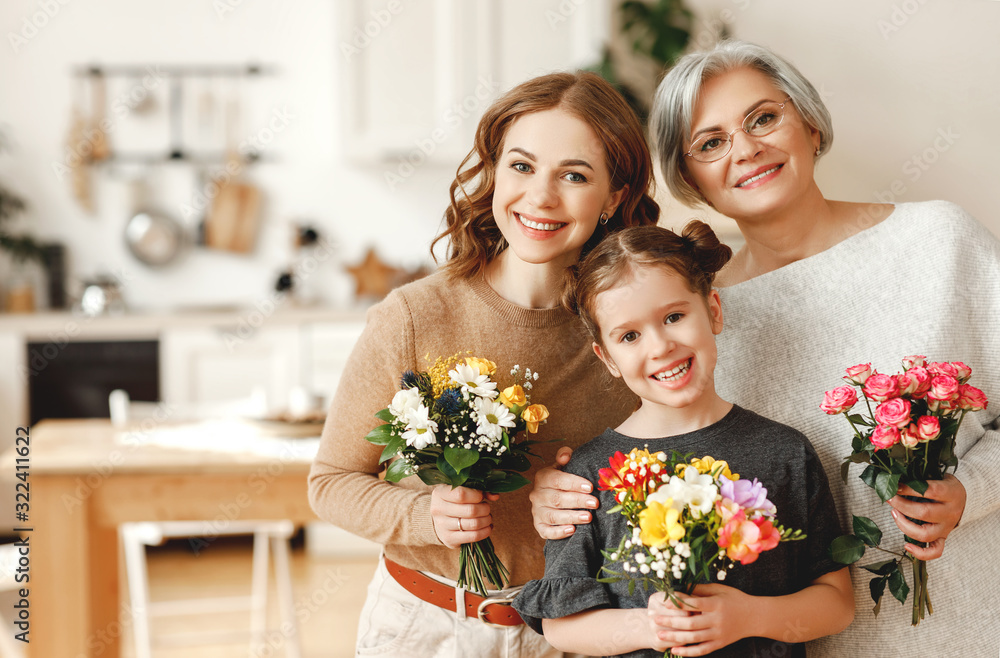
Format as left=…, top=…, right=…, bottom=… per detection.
left=639, top=498, right=686, bottom=547
left=500, top=385, right=526, bottom=409
left=522, top=404, right=549, bottom=433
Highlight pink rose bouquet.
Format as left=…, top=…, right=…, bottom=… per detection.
left=822, top=355, right=989, bottom=625
left=597, top=450, right=804, bottom=658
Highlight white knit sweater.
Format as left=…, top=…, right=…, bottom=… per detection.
left=714, top=201, right=1000, bottom=656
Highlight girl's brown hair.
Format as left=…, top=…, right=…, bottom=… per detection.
left=431, top=71, right=659, bottom=278
left=568, top=220, right=732, bottom=347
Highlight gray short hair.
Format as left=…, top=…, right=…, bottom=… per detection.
left=650, top=40, right=834, bottom=207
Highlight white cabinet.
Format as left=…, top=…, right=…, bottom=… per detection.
left=303, top=321, right=367, bottom=407
left=160, top=325, right=304, bottom=411
left=340, top=0, right=611, bottom=163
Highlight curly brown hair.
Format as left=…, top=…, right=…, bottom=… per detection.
left=431, top=71, right=660, bottom=279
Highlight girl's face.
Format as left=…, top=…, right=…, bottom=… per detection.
left=593, top=265, right=723, bottom=414
left=492, top=108, right=624, bottom=270
left=683, top=67, right=821, bottom=222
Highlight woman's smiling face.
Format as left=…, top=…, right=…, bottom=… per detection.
left=683, top=67, right=821, bottom=222
left=492, top=108, right=623, bottom=270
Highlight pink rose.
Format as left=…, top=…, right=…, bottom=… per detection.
left=874, top=398, right=912, bottom=429
left=901, top=424, right=921, bottom=448
left=916, top=416, right=940, bottom=441
left=863, top=373, right=899, bottom=402
left=927, top=375, right=960, bottom=411
left=821, top=386, right=859, bottom=415
left=907, top=367, right=932, bottom=399
left=895, top=373, right=917, bottom=397
left=870, top=425, right=901, bottom=450
left=927, top=362, right=959, bottom=378
left=901, top=355, right=927, bottom=370
left=958, top=384, right=989, bottom=412
left=845, top=363, right=873, bottom=385
left=951, top=362, right=972, bottom=384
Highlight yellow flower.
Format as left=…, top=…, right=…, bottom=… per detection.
left=683, top=456, right=739, bottom=481
left=465, top=357, right=496, bottom=377
left=499, top=385, right=526, bottom=409
left=521, top=404, right=549, bottom=433
left=427, top=353, right=463, bottom=398
left=639, top=498, right=686, bottom=547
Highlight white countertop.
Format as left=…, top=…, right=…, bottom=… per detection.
left=0, top=304, right=368, bottom=340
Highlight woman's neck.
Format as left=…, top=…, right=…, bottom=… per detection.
left=717, top=198, right=894, bottom=287
left=484, top=249, right=570, bottom=309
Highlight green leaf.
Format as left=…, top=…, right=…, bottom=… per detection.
left=852, top=516, right=883, bottom=547
left=888, top=566, right=910, bottom=604
left=869, top=575, right=888, bottom=615
left=416, top=468, right=452, bottom=487
left=859, top=464, right=879, bottom=488
left=875, top=471, right=902, bottom=503
left=379, top=435, right=406, bottom=464
left=444, top=447, right=479, bottom=472
left=849, top=451, right=871, bottom=464
left=375, top=408, right=394, bottom=423
left=500, top=451, right=532, bottom=473
left=483, top=473, right=531, bottom=493
left=840, top=459, right=851, bottom=484
left=847, top=413, right=869, bottom=426
left=829, top=535, right=866, bottom=565
left=364, top=423, right=395, bottom=445
left=384, top=458, right=412, bottom=483
left=861, top=559, right=897, bottom=576
left=904, top=478, right=929, bottom=495
left=435, top=455, right=467, bottom=487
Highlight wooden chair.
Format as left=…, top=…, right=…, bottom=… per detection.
left=110, top=389, right=302, bottom=658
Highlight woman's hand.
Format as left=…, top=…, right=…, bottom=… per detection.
left=430, top=485, right=498, bottom=549
left=647, top=585, right=752, bottom=657
left=888, top=474, right=966, bottom=560
left=529, top=446, right=599, bottom=540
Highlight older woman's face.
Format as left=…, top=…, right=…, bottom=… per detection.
left=684, top=67, right=820, bottom=222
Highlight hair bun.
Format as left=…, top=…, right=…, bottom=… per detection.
left=681, top=220, right=733, bottom=276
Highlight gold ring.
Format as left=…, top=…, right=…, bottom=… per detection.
left=458, top=518, right=464, bottom=532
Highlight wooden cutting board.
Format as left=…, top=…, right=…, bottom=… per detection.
left=205, top=178, right=261, bottom=253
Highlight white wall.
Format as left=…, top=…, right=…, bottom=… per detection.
left=1, top=1, right=997, bottom=312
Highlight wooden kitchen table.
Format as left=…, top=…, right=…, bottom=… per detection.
left=1, top=417, right=320, bottom=658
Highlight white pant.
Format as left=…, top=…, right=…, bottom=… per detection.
left=355, top=556, right=577, bottom=658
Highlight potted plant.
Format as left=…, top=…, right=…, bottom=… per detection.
left=0, top=133, right=44, bottom=312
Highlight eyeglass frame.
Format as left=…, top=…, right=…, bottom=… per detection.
left=683, top=97, right=793, bottom=163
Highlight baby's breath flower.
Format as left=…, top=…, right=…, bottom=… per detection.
left=639, top=564, right=650, bottom=574
left=717, top=570, right=727, bottom=581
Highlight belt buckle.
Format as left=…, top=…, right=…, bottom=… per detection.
left=476, top=592, right=517, bottom=628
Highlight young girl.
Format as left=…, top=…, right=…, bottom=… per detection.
left=308, top=71, right=658, bottom=657
left=513, top=222, right=853, bottom=657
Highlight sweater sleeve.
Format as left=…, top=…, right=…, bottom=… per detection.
left=943, top=209, right=1000, bottom=527
left=307, top=290, right=441, bottom=547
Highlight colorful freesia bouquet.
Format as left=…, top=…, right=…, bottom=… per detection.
left=597, top=449, right=803, bottom=657
left=365, top=354, right=548, bottom=596
left=822, top=355, right=988, bottom=625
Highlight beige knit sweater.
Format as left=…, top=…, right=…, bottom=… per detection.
left=308, top=271, right=634, bottom=586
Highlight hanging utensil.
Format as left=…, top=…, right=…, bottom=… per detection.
left=124, top=174, right=186, bottom=267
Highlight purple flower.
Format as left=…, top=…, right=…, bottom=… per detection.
left=717, top=476, right=776, bottom=517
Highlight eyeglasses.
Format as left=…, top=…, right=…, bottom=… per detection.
left=684, top=98, right=792, bottom=163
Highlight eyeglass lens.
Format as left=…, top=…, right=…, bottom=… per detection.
left=688, top=101, right=786, bottom=163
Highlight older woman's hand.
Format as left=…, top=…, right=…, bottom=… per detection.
left=430, top=485, right=498, bottom=549
left=529, top=446, right=599, bottom=540
left=887, top=474, right=967, bottom=560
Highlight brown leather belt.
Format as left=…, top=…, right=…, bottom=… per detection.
left=383, top=557, right=524, bottom=627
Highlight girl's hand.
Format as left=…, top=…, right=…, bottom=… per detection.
left=430, top=485, right=498, bottom=549
left=647, top=585, right=752, bottom=656
left=529, top=446, right=599, bottom=540
left=646, top=591, right=693, bottom=653
left=888, top=474, right=966, bottom=560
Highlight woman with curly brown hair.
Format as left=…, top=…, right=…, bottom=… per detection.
left=308, top=70, right=658, bottom=656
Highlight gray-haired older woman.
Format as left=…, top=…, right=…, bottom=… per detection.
left=530, top=40, right=1000, bottom=655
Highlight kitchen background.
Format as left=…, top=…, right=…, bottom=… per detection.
left=0, top=1, right=998, bottom=655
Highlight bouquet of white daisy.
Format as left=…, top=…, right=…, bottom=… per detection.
left=365, top=354, right=548, bottom=596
